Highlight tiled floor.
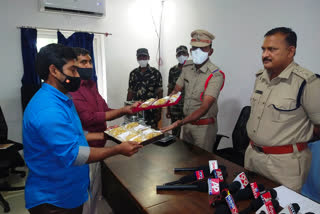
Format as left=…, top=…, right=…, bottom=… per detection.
left=0, top=167, right=113, bottom=214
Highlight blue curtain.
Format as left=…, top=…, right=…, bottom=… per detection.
left=20, top=28, right=41, bottom=112
left=57, top=31, right=97, bottom=83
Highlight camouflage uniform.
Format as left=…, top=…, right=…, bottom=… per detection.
left=168, top=64, right=185, bottom=137
left=128, top=65, right=163, bottom=128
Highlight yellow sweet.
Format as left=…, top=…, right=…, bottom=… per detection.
left=125, top=122, right=139, bottom=129
left=152, top=97, right=169, bottom=106
left=108, top=127, right=126, bottom=136
left=141, top=98, right=156, bottom=108
left=145, top=132, right=162, bottom=140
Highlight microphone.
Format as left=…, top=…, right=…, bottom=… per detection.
left=255, top=199, right=280, bottom=214
left=233, top=184, right=265, bottom=201
left=156, top=181, right=208, bottom=192
left=164, top=168, right=211, bottom=185
left=238, top=189, right=277, bottom=213
left=278, top=203, right=300, bottom=214
left=173, top=164, right=226, bottom=172
left=215, top=203, right=231, bottom=214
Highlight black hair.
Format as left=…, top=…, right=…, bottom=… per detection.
left=73, top=47, right=90, bottom=57
left=36, top=44, right=77, bottom=80
left=264, top=27, right=297, bottom=48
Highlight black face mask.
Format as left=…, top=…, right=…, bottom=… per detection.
left=59, top=72, right=81, bottom=92
left=77, top=68, right=93, bottom=80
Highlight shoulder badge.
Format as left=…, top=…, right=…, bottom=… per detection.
left=293, top=67, right=317, bottom=83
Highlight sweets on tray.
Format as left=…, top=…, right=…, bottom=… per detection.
left=169, top=92, right=181, bottom=103
left=105, top=123, right=163, bottom=144
left=151, top=96, right=170, bottom=106
left=124, top=122, right=139, bottom=130
left=140, top=98, right=156, bottom=108
left=108, top=126, right=126, bottom=136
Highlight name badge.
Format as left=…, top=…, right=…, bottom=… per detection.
left=255, top=90, right=263, bottom=94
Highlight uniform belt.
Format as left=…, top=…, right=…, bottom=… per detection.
left=191, top=118, right=215, bottom=125
left=250, top=140, right=308, bottom=154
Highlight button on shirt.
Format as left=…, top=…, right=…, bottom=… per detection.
left=247, top=62, right=320, bottom=146
left=23, top=83, right=89, bottom=209
left=176, top=60, right=224, bottom=119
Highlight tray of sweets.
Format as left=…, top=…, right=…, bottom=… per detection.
left=132, top=92, right=182, bottom=113
left=105, top=122, right=164, bottom=146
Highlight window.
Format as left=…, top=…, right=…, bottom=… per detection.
left=36, top=29, right=107, bottom=100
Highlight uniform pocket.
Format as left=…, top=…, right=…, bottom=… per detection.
left=268, top=97, right=304, bottom=123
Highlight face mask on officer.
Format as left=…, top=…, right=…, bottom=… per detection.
left=191, top=48, right=209, bottom=65
left=177, top=55, right=188, bottom=65
left=77, top=68, right=93, bottom=80
left=138, top=60, right=149, bottom=68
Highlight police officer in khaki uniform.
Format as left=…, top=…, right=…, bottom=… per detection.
left=162, top=30, right=225, bottom=152
left=245, top=27, right=320, bottom=192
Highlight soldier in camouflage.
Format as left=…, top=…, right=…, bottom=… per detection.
left=166, top=45, right=189, bottom=137
left=127, top=48, right=163, bottom=129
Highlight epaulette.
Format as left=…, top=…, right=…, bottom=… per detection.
left=256, top=69, right=264, bottom=77
left=183, top=60, right=193, bottom=67
left=292, top=67, right=317, bottom=83
left=207, top=63, right=220, bottom=74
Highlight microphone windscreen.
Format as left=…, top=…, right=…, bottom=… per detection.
left=269, top=189, right=277, bottom=199
left=292, top=203, right=300, bottom=212
left=271, top=199, right=280, bottom=210
left=229, top=181, right=241, bottom=193
left=257, top=184, right=265, bottom=192
left=197, top=181, right=209, bottom=192
left=215, top=203, right=231, bottom=214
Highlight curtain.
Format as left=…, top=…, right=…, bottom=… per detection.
left=20, top=28, right=41, bottom=112
left=57, top=31, right=97, bottom=83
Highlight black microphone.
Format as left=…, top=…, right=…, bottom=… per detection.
left=256, top=199, right=281, bottom=214
left=233, top=184, right=265, bottom=201
left=174, top=164, right=226, bottom=172
left=239, top=189, right=277, bottom=214
left=215, top=203, right=231, bottom=214
left=164, top=168, right=211, bottom=185
left=278, top=203, right=300, bottom=214
left=156, top=181, right=208, bottom=192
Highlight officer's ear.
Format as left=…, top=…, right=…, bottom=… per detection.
left=208, top=48, right=214, bottom=56
left=287, top=46, right=296, bottom=58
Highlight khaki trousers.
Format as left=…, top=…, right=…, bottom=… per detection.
left=182, top=123, right=217, bottom=153
left=244, top=145, right=312, bottom=192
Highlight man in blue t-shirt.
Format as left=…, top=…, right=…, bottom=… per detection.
left=23, top=44, right=142, bottom=214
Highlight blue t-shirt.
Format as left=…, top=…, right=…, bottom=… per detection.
left=23, top=83, right=89, bottom=209
left=301, top=140, right=320, bottom=203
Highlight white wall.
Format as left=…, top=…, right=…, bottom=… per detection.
left=1, top=0, right=320, bottom=147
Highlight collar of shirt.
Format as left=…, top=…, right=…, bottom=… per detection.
left=42, top=83, right=73, bottom=107
left=261, top=61, right=297, bottom=83
left=193, top=59, right=211, bottom=74
left=80, top=79, right=95, bottom=88
left=139, top=65, right=151, bottom=72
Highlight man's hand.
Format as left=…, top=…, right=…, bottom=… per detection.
left=124, top=101, right=142, bottom=115
left=117, top=141, right=143, bottom=156
left=161, top=120, right=182, bottom=133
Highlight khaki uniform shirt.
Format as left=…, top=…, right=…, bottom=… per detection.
left=176, top=60, right=224, bottom=119
left=247, top=62, right=320, bottom=146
